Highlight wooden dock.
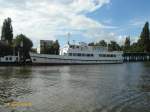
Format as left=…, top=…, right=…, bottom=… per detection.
left=123, top=53, right=150, bottom=62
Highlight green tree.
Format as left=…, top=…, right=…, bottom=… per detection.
left=124, top=37, right=130, bottom=52
left=14, top=34, right=33, bottom=61
left=108, top=41, right=121, bottom=51
left=0, top=41, right=13, bottom=56
left=54, top=40, right=60, bottom=55
left=88, top=42, right=95, bottom=46
left=96, top=40, right=107, bottom=47
left=129, top=42, right=143, bottom=52
left=138, top=21, right=150, bottom=52
left=1, top=17, right=13, bottom=44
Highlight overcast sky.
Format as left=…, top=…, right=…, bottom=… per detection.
left=0, top=0, right=150, bottom=47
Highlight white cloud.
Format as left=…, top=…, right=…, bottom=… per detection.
left=0, top=0, right=115, bottom=47
left=130, top=19, right=145, bottom=27
left=129, top=18, right=150, bottom=28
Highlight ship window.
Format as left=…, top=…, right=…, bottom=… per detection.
left=78, top=53, right=81, bottom=56
left=70, top=45, right=75, bottom=49
left=69, top=53, right=72, bottom=56
left=103, top=54, right=106, bottom=57
left=91, top=54, right=94, bottom=57
left=82, top=54, right=86, bottom=56
left=73, top=53, right=77, bottom=56
left=64, top=53, right=66, bottom=55
left=87, top=54, right=90, bottom=57
left=113, top=55, right=116, bottom=57
left=106, top=54, right=110, bottom=57
left=100, top=54, right=105, bottom=57
left=9, top=57, right=12, bottom=60
left=99, top=54, right=102, bottom=57
left=33, top=59, right=36, bottom=61
left=6, top=57, right=8, bottom=60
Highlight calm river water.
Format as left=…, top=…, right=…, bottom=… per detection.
left=0, top=62, right=150, bottom=112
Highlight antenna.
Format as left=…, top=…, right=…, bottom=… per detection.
left=73, top=40, right=75, bottom=45
left=67, top=32, right=71, bottom=45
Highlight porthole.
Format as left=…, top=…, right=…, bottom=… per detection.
left=6, top=57, right=8, bottom=60
left=33, top=59, right=36, bottom=61
left=9, top=57, right=12, bottom=60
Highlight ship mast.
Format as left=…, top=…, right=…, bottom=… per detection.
left=67, top=32, right=71, bottom=45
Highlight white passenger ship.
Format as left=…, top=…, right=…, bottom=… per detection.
left=30, top=42, right=123, bottom=65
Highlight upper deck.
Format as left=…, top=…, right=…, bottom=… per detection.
left=60, top=42, right=107, bottom=54
left=60, top=42, right=123, bottom=58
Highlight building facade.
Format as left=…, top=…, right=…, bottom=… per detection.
left=39, top=40, right=54, bottom=54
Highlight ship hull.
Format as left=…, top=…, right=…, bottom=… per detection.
left=30, top=53, right=123, bottom=65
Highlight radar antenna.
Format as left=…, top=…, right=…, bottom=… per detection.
left=67, top=32, right=71, bottom=45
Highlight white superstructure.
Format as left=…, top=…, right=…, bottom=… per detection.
left=30, top=42, right=123, bottom=65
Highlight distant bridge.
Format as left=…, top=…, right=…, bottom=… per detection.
left=123, top=52, right=150, bottom=62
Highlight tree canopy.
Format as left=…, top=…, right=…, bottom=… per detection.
left=123, top=22, right=150, bottom=53
left=138, top=21, right=150, bottom=52
left=14, top=34, right=33, bottom=50
left=88, top=40, right=107, bottom=47
left=108, top=41, right=121, bottom=51
left=88, top=42, right=95, bottom=46
left=14, top=34, right=33, bottom=60
left=124, top=37, right=130, bottom=52
left=1, top=17, right=13, bottom=44
left=95, top=40, right=107, bottom=47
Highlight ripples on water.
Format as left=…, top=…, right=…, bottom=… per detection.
left=0, top=62, right=150, bottom=112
